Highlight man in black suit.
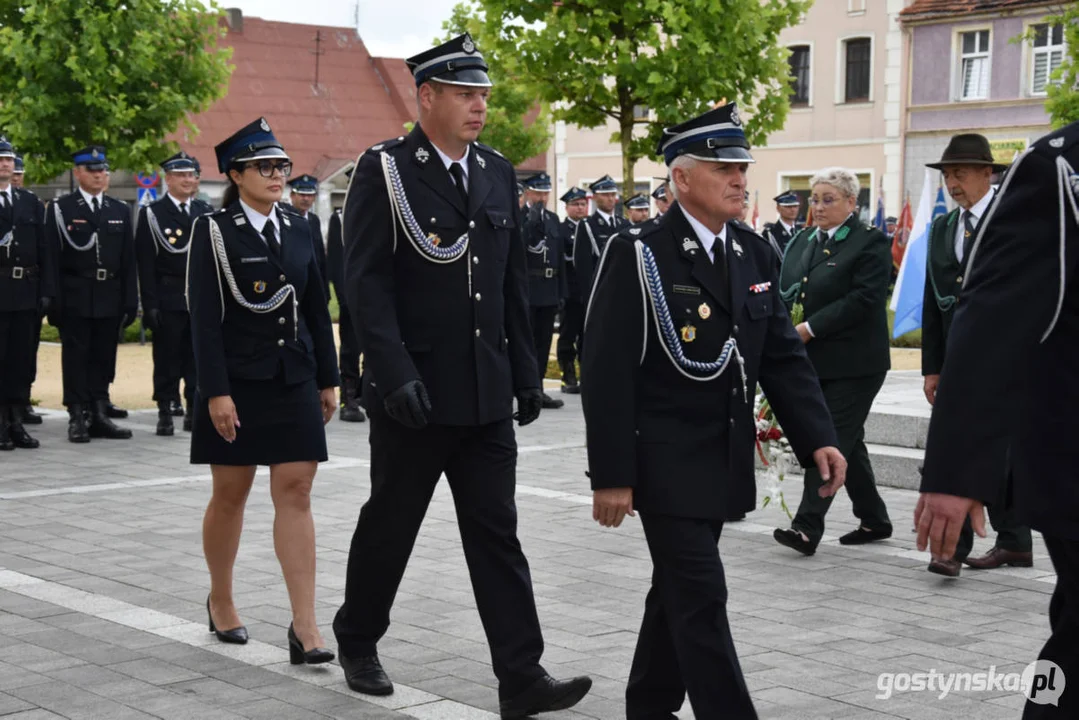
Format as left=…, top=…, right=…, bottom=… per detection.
left=10, top=153, right=44, bottom=427
left=917, top=121, right=1079, bottom=719
left=135, top=151, right=211, bottom=436
left=522, top=172, right=566, bottom=409
left=287, top=174, right=330, bottom=301
left=583, top=103, right=845, bottom=719
left=555, top=186, right=588, bottom=393
left=327, top=200, right=365, bottom=422
left=0, top=137, right=49, bottom=450
left=763, top=191, right=800, bottom=257
left=45, top=146, right=136, bottom=443
left=333, top=33, right=592, bottom=719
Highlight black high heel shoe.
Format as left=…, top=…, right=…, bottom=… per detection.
left=206, top=596, right=248, bottom=644
left=288, top=623, right=334, bottom=665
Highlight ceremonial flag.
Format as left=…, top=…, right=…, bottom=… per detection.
left=890, top=170, right=949, bottom=338
left=891, top=194, right=913, bottom=271
left=752, top=191, right=760, bottom=231
left=873, top=179, right=886, bottom=234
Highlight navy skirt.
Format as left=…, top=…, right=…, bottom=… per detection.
left=190, top=375, right=327, bottom=466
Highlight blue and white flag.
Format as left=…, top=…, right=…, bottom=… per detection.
left=890, top=169, right=949, bottom=338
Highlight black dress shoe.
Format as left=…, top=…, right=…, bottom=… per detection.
left=21, top=405, right=43, bottom=425
left=540, top=393, right=564, bottom=409
left=773, top=528, right=816, bottom=556
left=339, top=403, right=366, bottom=422
left=206, top=596, right=248, bottom=644
left=89, top=401, right=132, bottom=439
left=500, top=674, right=592, bottom=719
left=169, top=400, right=185, bottom=417
left=927, top=558, right=961, bottom=577
left=156, top=402, right=175, bottom=437
left=838, top=526, right=893, bottom=545
left=105, top=401, right=128, bottom=419
left=339, top=652, right=394, bottom=695
left=5, top=407, right=39, bottom=449
left=67, top=405, right=90, bottom=444
left=287, top=624, right=335, bottom=665
left=183, top=414, right=193, bottom=432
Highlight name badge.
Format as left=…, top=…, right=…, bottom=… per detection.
left=672, top=284, right=701, bottom=296
left=241, top=256, right=269, bottom=264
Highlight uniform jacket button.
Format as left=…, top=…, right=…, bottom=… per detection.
left=731, top=388, right=738, bottom=397
left=279, top=274, right=286, bottom=282
left=278, top=317, right=286, bottom=325
left=469, top=221, right=476, bottom=229
left=277, top=339, right=285, bottom=347
left=729, top=418, right=736, bottom=427
left=475, top=328, right=481, bottom=337
left=475, top=293, right=482, bottom=301
left=733, top=324, right=739, bottom=334
left=473, top=256, right=479, bottom=264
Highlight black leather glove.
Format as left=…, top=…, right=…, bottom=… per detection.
left=46, top=300, right=61, bottom=328
left=121, top=309, right=138, bottom=329
left=383, top=379, right=432, bottom=429
left=38, top=296, right=51, bottom=318
left=514, top=388, right=543, bottom=427
left=143, top=308, right=161, bottom=332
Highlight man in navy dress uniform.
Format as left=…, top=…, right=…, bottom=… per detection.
left=45, top=146, right=136, bottom=443
left=326, top=189, right=366, bottom=423
left=522, top=172, right=566, bottom=409
left=7, top=153, right=44, bottom=428
left=0, top=137, right=50, bottom=450
left=333, top=33, right=592, bottom=719
left=651, top=180, right=671, bottom=218
left=573, top=173, right=627, bottom=308
left=555, top=186, right=588, bottom=393
left=583, top=103, right=844, bottom=718
left=917, top=121, right=1079, bottom=719
left=135, top=151, right=211, bottom=435
left=624, top=193, right=651, bottom=224
left=763, top=191, right=801, bottom=256
left=286, top=174, right=329, bottom=302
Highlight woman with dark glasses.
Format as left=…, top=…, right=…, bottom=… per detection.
left=186, top=117, right=339, bottom=664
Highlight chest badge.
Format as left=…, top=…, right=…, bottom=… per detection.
left=476, top=154, right=486, bottom=170
left=698, top=302, right=712, bottom=320
left=253, top=280, right=266, bottom=294
left=415, top=147, right=430, bottom=164
left=428, top=233, right=441, bottom=247
left=168, top=237, right=177, bottom=245
left=681, top=324, right=697, bottom=343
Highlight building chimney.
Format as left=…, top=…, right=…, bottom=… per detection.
left=226, top=7, right=243, bottom=32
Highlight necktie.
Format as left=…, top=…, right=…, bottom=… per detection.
left=959, top=210, right=976, bottom=263
left=91, top=196, right=100, bottom=216
left=180, top=202, right=189, bottom=218
left=1, top=192, right=9, bottom=210
left=449, top=162, right=468, bottom=208
left=713, top=235, right=729, bottom=298
left=262, top=221, right=281, bottom=260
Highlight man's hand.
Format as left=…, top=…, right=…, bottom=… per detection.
left=795, top=322, right=812, bottom=344
left=38, top=296, right=51, bottom=318
left=923, top=374, right=940, bottom=406
left=812, top=447, right=847, bottom=497
left=593, top=487, right=635, bottom=528
left=514, top=388, right=543, bottom=426
left=915, top=492, right=986, bottom=560
left=121, top=308, right=138, bottom=329
left=144, top=308, right=161, bottom=332
left=384, top=380, right=431, bottom=429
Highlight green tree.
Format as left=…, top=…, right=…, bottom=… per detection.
left=481, top=0, right=811, bottom=192
left=1039, top=3, right=1079, bottom=128
left=440, top=2, right=551, bottom=165
left=0, top=0, right=233, bottom=183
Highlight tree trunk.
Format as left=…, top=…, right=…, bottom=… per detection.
left=616, top=78, right=635, bottom=209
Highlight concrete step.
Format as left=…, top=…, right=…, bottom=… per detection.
left=865, top=409, right=930, bottom=450
left=866, top=442, right=923, bottom=491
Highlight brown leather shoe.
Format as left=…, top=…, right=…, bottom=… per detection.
left=963, top=547, right=1034, bottom=569
left=927, top=558, right=961, bottom=577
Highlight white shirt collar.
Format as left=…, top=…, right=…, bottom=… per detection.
left=679, top=204, right=726, bottom=261
left=780, top=220, right=795, bottom=234
left=0, top=185, right=10, bottom=201
left=596, top=208, right=614, bottom=225
left=168, top=193, right=189, bottom=212
left=79, top=187, right=103, bottom=206
left=431, top=141, right=470, bottom=186
left=239, top=198, right=279, bottom=240
left=965, top=187, right=995, bottom=222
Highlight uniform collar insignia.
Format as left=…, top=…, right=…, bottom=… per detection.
left=415, top=147, right=430, bottom=164
left=682, top=237, right=698, bottom=254
left=1050, top=137, right=1064, bottom=148
left=281, top=213, right=291, bottom=227
left=731, top=239, right=743, bottom=256
left=371, top=143, right=384, bottom=152
left=233, top=212, right=247, bottom=226
left=476, top=154, right=486, bottom=169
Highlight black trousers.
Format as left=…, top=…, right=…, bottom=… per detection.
left=151, top=310, right=195, bottom=405
left=1024, top=534, right=1079, bottom=719
left=792, top=372, right=891, bottom=546
left=338, top=301, right=361, bottom=384
left=627, top=514, right=756, bottom=720
left=333, top=415, right=546, bottom=698
left=530, top=305, right=557, bottom=387
left=0, top=310, right=37, bottom=404
left=955, top=473, right=1032, bottom=560
left=59, top=315, right=122, bottom=407
left=29, top=312, right=42, bottom=387
left=556, top=299, right=584, bottom=370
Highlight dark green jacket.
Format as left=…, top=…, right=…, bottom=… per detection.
left=779, top=214, right=892, bottom=380
left=920, top=208, right=970, bottom=376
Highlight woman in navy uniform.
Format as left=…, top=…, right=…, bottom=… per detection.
left=187, top=118, right=338, bottom=664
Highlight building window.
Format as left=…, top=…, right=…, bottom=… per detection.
left=789, top=45, right=811, bottom=106
left=633, top=105, right=650, bottom=121
left=959, top=30, right=991, bottom=101
left=848, top=0, right=866, bottom=13
left=1031, top=23, right=1065, bottom=95
left=844, top=38, right=871, bottom=103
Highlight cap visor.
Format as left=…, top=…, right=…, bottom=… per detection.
left=233, top=148, right=290, bottom=164
left=430, top=69, right=492, bottom=87
left=695, top=146, right=755, bottom=164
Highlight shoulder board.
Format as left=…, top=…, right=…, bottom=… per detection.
left=278, top=204, right=302, bottom=218
left=214, top=207, right=229, bottom=216
left=472, top=142, right=507, bottom=161
left=624, top=220, right=664, bottom=242
left=367, top=136, right=406, bottom=154
left=731, top=222, right=767, bottom=244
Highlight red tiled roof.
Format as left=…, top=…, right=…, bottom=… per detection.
left=171, top=14, right=413, bottom=181
left=900, top=0, right=1060, bottom=21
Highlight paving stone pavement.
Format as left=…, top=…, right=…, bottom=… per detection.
left=0, top=378, right=1057, bottom=720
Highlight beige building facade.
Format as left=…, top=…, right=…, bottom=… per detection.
left=547, top=0, right=910, bottom=225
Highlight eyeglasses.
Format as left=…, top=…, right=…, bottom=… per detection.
left=808, top=195, right=841, bottom=207
left=245, top=160, right=292, bottom=178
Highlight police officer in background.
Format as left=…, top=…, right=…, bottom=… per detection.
left=286, top=174, right=330, bottom=302
left=624, top=193, right=651, bottom=224
left=555, top=186, right=588, bottom=394
left=583, top=103, right=843, bottom=718
left=334, top=33, right=592, bottom=718
left=522, top=172, right=566, bottom=410
left=46, top=146, right=136, bottom=443
left=651, top=180, right=670, bottom=218
left=763, top=191, right=801, bottom=255
left=327, top=190, right=365, bottom=423
left=573, top=174, right=626, bottom=307
left=11, top=153, right=44, bottom=427
left=0, top=138, right=49, bottom=450
left=190, top=157, right=213, bottom=213
left=136, top=151, right=210, bottom=436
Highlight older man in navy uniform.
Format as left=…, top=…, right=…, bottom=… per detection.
left=287, top=174, right=330, bottom=302
left=46, top=146, right=136, bottom=443
left=583, top=103, right=844, bottom=718
left=522, top=172, right=566, bottom=410
left=135, top=151, right=210, bottom=435
left=327, top=194, right=366, bottom=423
left=916, top=121, right=1079, bottom=719
left=555, top=186, right=588, bottom=393
left=333, top=33, right=592, bottom=718
left=0, top=138, right=50, bottom=450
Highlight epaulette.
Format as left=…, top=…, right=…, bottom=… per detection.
left=473, top=141, right=508, bottom=162
left=278, top=203, right=303, bottom=218
left=618, top=219, right=664, bottom=241
left=366, top=136, right=406, bottom=154
left=731, top=221, right=768, bottom=245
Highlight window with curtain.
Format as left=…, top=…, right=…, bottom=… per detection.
left=959, top=30, right=991, bottom=100
left=844, top=38, right=871, bottom=102
left=1030, top=23, right=1064, bottom=95
left=789, top=45, right=811, bottom=106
